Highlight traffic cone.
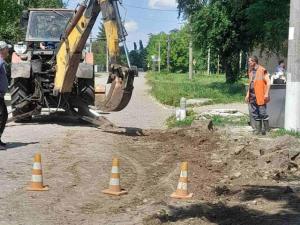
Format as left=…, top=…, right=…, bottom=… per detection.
left=102, top=158, right=127, bottom=196
left=171, top=162, right=193, bottom=199
left=27, top=153, right=49, bottom=191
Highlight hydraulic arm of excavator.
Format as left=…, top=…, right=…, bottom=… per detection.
left=54, top=0, right=134, bottom=112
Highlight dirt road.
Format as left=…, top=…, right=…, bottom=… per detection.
left=97, top=73, right=173, bottom=129
left=0, top=73, right=174, bottom=225
left=1, top=74, right=300, bottom=225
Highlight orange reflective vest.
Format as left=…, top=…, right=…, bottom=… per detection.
left=248, top=65, right=268, bottom=106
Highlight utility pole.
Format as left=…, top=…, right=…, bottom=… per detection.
left=158, top=41, right=161, bottom=73
left=285, top=0, right=300, bottom=131
left=217, top=55, right=220, bottom=75
left=188, top=17, right=193, bottom=80
left=239, top=51, right=242, bottom=71
left=89, top=36, right=92, bottom=53
left=167, top=35, right=171, bottom=72
left=189, top=41, right=193, bottom=80
left=207, top=48, right=211, bottom=75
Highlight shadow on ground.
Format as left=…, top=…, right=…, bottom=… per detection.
left=104, top=127, right=146, bottom=137
left=156, top=185, right=300, bottom=225
left=7, top=113, right=101, bottom=128
left=7, top=142, right=39, bottom=149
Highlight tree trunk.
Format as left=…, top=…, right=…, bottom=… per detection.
left=222, top=55, right=239, bottom=83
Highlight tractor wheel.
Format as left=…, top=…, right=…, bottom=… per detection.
left=9, top=78, right=34, bottom=122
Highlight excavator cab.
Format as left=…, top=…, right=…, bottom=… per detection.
left=26, top=10, right=73, bottom=43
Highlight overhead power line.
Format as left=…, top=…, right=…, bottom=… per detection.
left=123, top=4, right=178, bottom=12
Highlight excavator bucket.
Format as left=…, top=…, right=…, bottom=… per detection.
left=95, top=65, right=135, bottom=112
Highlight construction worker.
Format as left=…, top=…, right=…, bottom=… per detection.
left=245, top=56, right=271, bottom=135
left=0, top=41, right=11, bottom=150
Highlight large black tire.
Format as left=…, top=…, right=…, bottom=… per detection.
left=9, top=78, right=34, bottom=122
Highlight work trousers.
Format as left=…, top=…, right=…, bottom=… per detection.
left=0, top=97, right=8, bottom=137
left=249, top=102, right=269, bottom=121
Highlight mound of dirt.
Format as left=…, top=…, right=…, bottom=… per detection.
left=134, top=125, right=300, bottom=225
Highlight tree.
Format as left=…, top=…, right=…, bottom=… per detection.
left=177, top=0, right=290, bottom=83
left=245, top=0, right=289, bottom=55
left=139, top=40, right=144, bottom=50
left=23, top=0, right=64, bottom=8
left=178, top=1, right=253, bottom=82
left=146, top=29, right=189, bottom=73
left=133, top=42, right=137, bottom=51
left=0, top=0, right=23, bottom=42
left=0, top=0, right=65, bottom=43
left=92, top=24, right=107, bottom=70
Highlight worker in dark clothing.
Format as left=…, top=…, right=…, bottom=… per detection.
left=0, top=41, right=11, bottom=150
left=245, top=56, right=271, bottom=135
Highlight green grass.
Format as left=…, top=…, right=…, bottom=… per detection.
left=147, top=72, right=247, bottom=106
left=206, top=115, right=249, bottom=127
left=272, top=129, right=300, bottom=139
left=166, top=110, right=197, bottom=128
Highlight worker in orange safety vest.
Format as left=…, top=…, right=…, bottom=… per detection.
left=245, top=56, right=271, bottom=135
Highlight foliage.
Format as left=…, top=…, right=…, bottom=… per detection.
left=23, top=0, right=64, bottom=8
left=177, top=0, right=290, bottom=83
left=0, top=0, right=23, bottom=41
left=146, top=28, right=190, bottom=73
left=272, top=129, right=300, bottom=139
left=166, top=110, right=196, bottom=128
left=92, top=24, right=107, bottom=70
left=147, top=72, right=246, bottom=106
left=191, top=1, right=252, bottom=83
left=129, top=40, right=147, bottom=70
left=245, top=0, right=289, bottom=55
left=0, top=0, right=64, bottom=43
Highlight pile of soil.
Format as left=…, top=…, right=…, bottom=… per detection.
left=121, top=124, right=300, bottom=225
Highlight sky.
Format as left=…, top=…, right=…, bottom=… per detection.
left=66, top=0, right=183, bottom=49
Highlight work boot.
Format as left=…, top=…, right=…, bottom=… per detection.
left=262, top=120, right=270, bottom=136
left=254, top=120, right=262, bottom=135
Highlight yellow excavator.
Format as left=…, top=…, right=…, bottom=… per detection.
left=10, top=0, right=134, bottom=127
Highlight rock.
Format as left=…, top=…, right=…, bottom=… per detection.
left=211, top=153, right=219, bottom=160
left=234, top=172, right=242, bottom=178
left=234, top=146, right=245, bottom=155
left=230, top=172, right=242, bottom=179
left=126, top=208, right=132, bottom=212
left=251, top=200, right=257, bottom=205
left=186, top=98, right=212, bottom=106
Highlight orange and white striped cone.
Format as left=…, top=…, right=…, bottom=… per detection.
left=27, top=153, right=49, bottom=191
left=171, top=162, right=193, bottom=199
left=102, top=158, right=127, bottom=196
